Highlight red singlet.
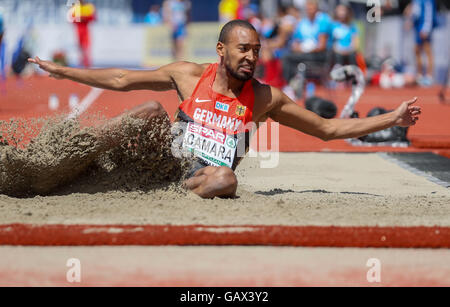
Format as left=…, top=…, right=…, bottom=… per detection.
left=174, top=63, right=255, bottom=170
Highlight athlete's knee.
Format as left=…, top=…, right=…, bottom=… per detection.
left=142, top=101, right=167, bottom=117
left=214, top=167, right=238, bottom=194
left=194, top=167, right=237, bottom=199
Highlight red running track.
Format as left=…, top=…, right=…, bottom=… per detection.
left=1, top=224, right=449, bottom=248
left=2, top=77, right=450, bottom=154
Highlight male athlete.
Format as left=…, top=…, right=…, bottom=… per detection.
left=28, top=20, right=422, bottom=199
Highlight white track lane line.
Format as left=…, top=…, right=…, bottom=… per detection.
left=66, top=88, right=104, bottom=119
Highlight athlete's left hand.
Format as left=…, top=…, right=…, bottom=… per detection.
left=28, top=56, right=65, bottom=80
left=393, top=97, right=422, bottom=127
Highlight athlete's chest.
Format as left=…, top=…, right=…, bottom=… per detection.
left=175, top=77, right=200, bottom=102
left=175, top=77, right=267, bottom=124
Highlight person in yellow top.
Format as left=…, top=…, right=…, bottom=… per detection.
left=70, top=0, right=96, bottom=68
left=219, top=0, right=239, bottom=22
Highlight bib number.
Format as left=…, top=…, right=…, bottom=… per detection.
left=182, top=122, right=237, bottom=168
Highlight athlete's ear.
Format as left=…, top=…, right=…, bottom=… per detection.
left=216, top=42, right=225, bottom=57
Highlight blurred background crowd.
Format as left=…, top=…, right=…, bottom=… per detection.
left=0, top=0, right=449, bottom=100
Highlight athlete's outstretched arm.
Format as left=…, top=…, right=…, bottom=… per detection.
left=268, top=87, right=421, bottom=141
left=28, top=57, right=196, bottom=92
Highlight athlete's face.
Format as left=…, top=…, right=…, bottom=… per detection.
left=217, top=27, right=261, bottom=81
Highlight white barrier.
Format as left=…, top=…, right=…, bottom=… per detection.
left=3, top=22, right=222, bottom=68
left=2, top=13, right=449, bottom=74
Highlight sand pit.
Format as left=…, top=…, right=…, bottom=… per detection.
left=1, top=152, right=449, bottom=227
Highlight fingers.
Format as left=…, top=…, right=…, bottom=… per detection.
left=407, top=98, right=421, bottom=114
left=410, top=115, right=420, bottom=126
left=409, top=107, right=421, bottom=114
left=27, top=56, right=42, bottom=65
left=406, top=97, right=418, bottom=106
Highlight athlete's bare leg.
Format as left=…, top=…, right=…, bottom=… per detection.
left=173, top=38, right=185, bottom=61
left=184, top=166, right=238, bottom=199
left=423, top=42, right=434, bottom=78
left=95, top=100, right=170, bottom=149
left=415, top=44, right=423, bottom=76
left=439, top=86, right=448, bottom=104
left=95, top=101, right=238, bottom=199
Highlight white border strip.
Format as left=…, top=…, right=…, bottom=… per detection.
left=379, top=153, right=450, bottom=188
left=66, top=88, right=104, bottom=120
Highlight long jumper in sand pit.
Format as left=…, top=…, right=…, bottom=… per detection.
left=28, top=20, right=422, bottom=199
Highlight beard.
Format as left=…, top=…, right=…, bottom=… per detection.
left=225, top=62, right=253, bottom=81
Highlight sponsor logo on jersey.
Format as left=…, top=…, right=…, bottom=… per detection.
left=195, top=98, right=212, bottom=103
left=236, top=105, right=247, bottom=117
left=215, top=101, right=230, bottom=112
left=226, top=136, right=237, bottom=149
left=193, top=108, right=243, bottom=132
left=187, top=123, right=226, bottom=144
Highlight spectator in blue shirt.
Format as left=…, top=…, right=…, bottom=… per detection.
left=144, top=5, right=162, bottom=26
left=281, top=0, right=331, bottom=84
left=405, top=0, right=438, bottom=86
left=0, top=12, right=6, bottom=81
left=0, top=12, right=3, bottom=39
left=331, top=4, right=359, bottom=66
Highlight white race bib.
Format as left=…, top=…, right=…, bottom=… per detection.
left=182, top=122, right=237, bottom=168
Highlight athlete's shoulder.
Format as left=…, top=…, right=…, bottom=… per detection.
left=251, top=79, right=283, bottom=106
left=164, top=61, right=210, bottom=78
left=252, top=79, right=281, bottom=98
left=251, top=78, right=268, bottom=91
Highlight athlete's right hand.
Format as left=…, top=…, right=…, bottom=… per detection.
left=28, top=56, right=65, bottom=80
